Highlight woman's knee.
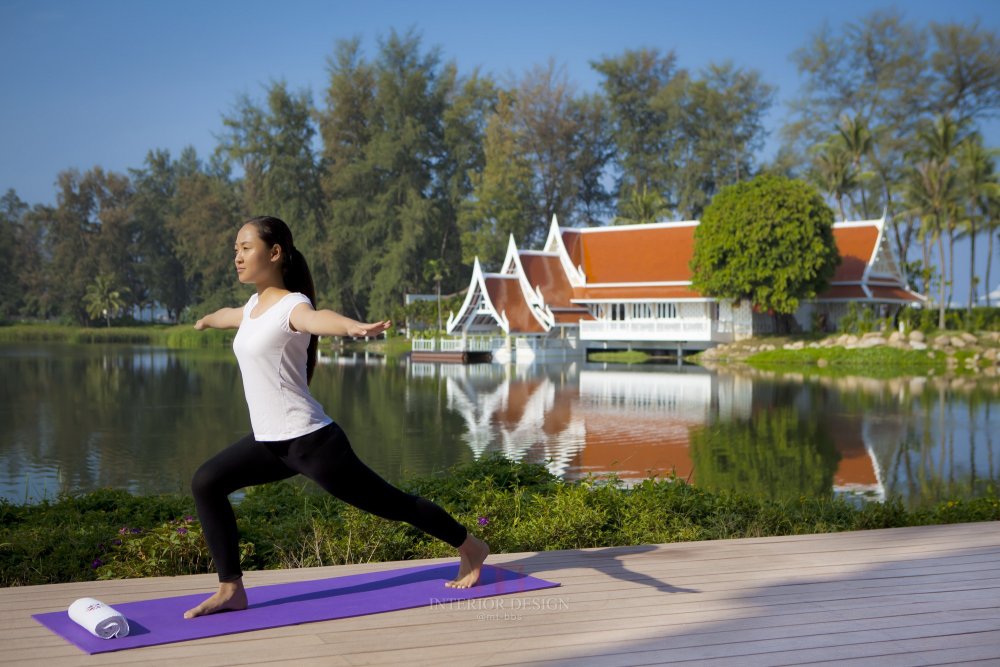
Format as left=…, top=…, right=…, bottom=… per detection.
left=191, top=461, right=222, bottom=500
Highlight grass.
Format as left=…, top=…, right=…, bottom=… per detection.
left=1, top=455, right=996, bottom=587
left=588, top=350, right=652, bottom=364
left=744, top=345, right=990, bottom=378
left=0, top=323, right=219, bottom=347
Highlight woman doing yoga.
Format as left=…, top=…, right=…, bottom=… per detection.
left=184, top=216, right=489, bottom=619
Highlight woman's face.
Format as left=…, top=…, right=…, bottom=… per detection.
left=233, top=224, right=280, bottom=285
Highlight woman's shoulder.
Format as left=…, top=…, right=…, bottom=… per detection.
left=284, top=292, right=313, bottom=307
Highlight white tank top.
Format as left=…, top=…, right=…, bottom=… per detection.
left=232, top=292, right=332, bottom=441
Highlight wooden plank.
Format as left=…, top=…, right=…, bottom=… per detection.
left=2, top=522, right=996, bottom=666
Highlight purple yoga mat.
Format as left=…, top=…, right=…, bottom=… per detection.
left=33, top=563, right=559, bottom=654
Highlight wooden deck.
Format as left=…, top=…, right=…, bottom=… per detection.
left=3, top=521, right=999, bottom=666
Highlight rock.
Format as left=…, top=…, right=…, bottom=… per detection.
left=950, top=336, right=967, bottom=348
left=961, top=332, right=978, bottom=344
left=817, top=358, right=829, bottom=368
left=859, top=336, right=886, bottom=348
left=862, top=331, right=883, bottom=339
left=910, top=341, right=928, bottom=351
left=984, top=348, right=998, bottom=362
left=908, top=330, right=926, bottom=343
left=785, top=341, right=805, bottom=350
left=844, top=335, right=860, bottom=346
left=888, top=331, right=903, bottom=344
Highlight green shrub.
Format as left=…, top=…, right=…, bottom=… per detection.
left=1, top=457, right=997, bottom=587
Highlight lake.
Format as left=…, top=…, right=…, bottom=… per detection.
left=1, top=343, right=997, bottom=507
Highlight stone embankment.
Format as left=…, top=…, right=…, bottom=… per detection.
left=699, top=330, right=1000, bottom=376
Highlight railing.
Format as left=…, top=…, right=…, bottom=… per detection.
left=579, top=319, right=715, bottom=342
left=411, top=337, right=504, bottom=352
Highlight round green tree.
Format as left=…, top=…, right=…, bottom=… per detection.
left=691, top=175, right=840, bottom=326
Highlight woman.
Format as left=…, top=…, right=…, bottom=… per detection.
left=185, top=216, right=489, bottom=619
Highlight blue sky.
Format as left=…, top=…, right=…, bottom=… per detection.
left=2, top=0, right=998, bottom=300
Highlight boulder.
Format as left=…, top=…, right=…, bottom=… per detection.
left=910, top=341, right=928, bottom=351
left=908, top=330, right=926, bottom=343
left=950, top=336, right=967, bottom=348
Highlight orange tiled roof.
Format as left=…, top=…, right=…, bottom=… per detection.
left=868, top=285, right=923, bottom=302
left=563, top=224, right=697, bottom=283
left=831, top=225, right=879, bottom=282
left=483, top=276, right=547, bottom=334
left=572, top=285, right=705, bottom=300
left=519, top=253, right=575, bottom=307
left=819, top=285, right=868, bottom=300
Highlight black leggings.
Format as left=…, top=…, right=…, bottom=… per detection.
left=191, top=421, right=468, bottom=582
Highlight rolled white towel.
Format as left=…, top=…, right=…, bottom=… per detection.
left=67, top=598, right=130, bottom=639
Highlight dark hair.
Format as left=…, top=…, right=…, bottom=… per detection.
left=244, top=216, right=318, bottom=384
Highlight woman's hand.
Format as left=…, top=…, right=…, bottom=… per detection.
left=347, top=320, right=392, bottom=338
left=194, top=318, right=208, bottom=331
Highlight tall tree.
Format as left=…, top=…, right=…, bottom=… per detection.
left=906, top=152, right=957, bottom=329
left=957, top=134, right=1000, bottom=311
left=928, top=21, right=1000, bottom=124
left=166, top=167, right=244, bottom=316
left=458, top=91, right=536, bottom=268
left=0, top=189, right=29, bottom=319
left=320, top=30, right=462, bottom=319
left=512, top=60, right=612, bottom=233
left=672, top=63, right=775, bottom=219
left=808, top=138, right=858, bottom=220
left=786, top=10, right=929, bottom=279
left=129, top=149, right=188, bottom=321
left=918, top=115, right=965, bottom=310
left=836, top=114, right=875, bottom=218
left=218, top=81, right=328, bottom=290
left=593, top=48, right=684, bottom=211
left=319, top=37, right=378, bottom=315
left=45, top=168, right=134, bottom=323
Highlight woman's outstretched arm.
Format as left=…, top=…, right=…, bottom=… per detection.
left=194, top=308, right=243, bottom=330
left=289, top=304, right=391, bottom=338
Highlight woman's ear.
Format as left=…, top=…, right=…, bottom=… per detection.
left=270, top=244, right=283, bottom=264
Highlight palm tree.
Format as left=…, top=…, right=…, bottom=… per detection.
left=423, top=259, right=448, bottom=334
left=918, top=115, right=963, bottom=310
left=614, top=184, right=669, bottom=225
left=906, top=157, right=957, bottom=329
left=84, top=274, right=129, bottom=328
left=810, top=139, right=858, bottom=220
left=837, top=114, right=874, bottom=218
left=957, top=135, right=1000, bottom=310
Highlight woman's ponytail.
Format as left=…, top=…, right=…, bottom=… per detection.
left=244, top=216, right=319, bottom=384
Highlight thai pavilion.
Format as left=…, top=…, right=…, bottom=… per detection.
left=444, top=215, right=925, bottom=363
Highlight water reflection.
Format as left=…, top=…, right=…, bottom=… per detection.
left=1, top=343, right=996, bottom=507
left=424, top=360, right=998, bottom=506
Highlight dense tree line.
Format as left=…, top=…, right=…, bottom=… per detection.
left=0, top=14, right=997, bottom=327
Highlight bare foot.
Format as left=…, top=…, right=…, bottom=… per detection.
left=446, top=534, right=490, bottom=589
left=183, top=579, right=248, bottom=619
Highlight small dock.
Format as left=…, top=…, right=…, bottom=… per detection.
left=3, top=521, right=998, bottom=665
left=410, top=337, right=496, bottom=364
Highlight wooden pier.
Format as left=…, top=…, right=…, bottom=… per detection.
left=3, top=521, right=998, bottom=666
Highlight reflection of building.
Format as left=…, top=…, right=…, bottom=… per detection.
left=446, top=215, right=925, bottom=362
left=425, top=361, right=886, bottom=497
